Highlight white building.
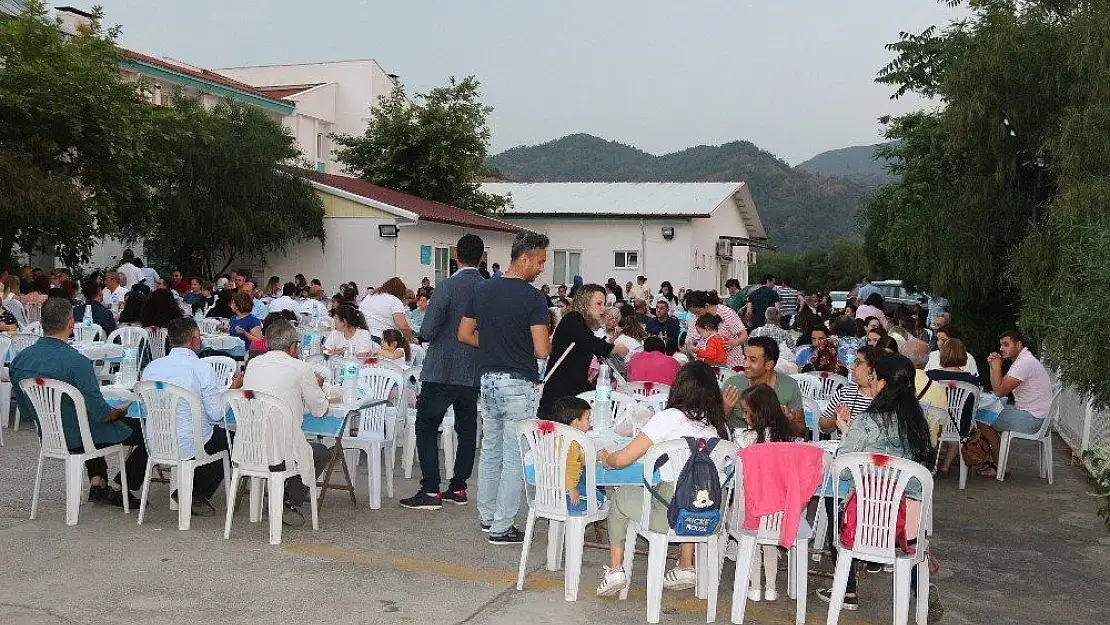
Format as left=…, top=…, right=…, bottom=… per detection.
left=259, top=171, right=520, bottom=292
left=216, top=60, right=398, bottom=174
left=482, top=182, right=770, bottom=292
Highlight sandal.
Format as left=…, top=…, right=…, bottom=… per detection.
left=975, top=465, right=997, bottom=478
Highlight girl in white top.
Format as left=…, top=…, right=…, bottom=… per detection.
left=323, top=304, right=377, bottom=357
left=733, top=383, right=799, bottom=603
left=613, top=315, right=648, bottom=363
left=378, top=329, right=410, bottom=364
left=358, top=277, right=414, bottom=342
left=594, top=361, right=733, bottom=597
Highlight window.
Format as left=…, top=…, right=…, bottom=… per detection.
left=614, top=250, right=639, bottom=270
left=552, top=250, right=581, bottom=286
left=434, top=246, right=451, bottom=285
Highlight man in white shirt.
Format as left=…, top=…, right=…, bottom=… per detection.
left=135, top=258, right=159, bottom=289
left=102, top=271, right=129, bottom=310
left=141, top=318, right=242, bottom=513
left=268, top=283, right=298, bottom=314
left=117, top=249, right=144, bottom=291
left=980, top=329, right=1054, bottom=476
left=296, top=292, right=328, bottom=320
left=241, top=319, right=330, bottom=514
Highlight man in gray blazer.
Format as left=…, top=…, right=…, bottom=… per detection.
left=400, top=234, right=486, bottom=510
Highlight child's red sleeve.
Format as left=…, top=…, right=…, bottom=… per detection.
left=696, top=335, right=727, bottom=365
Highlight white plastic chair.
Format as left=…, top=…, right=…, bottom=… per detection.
left=618, top=437, right=739, bottom=623
left=6, top=333, right=39, bottom=431
left=823, top=452, right=933, bottom=625
left=20, top=378, right=131, bottom=525
left=574, top=390, right=636, bottom=428
left=727, top=444, right=821, bottom=625
left=23, top=301, right=42, bottom=325
left=937, top=381, right=979, bottom=489
left=201, top=356, right=238, bottom=390
left=24, top=321, right=43, bottom=336
left=221, top=389, right=319, bottom=545
left=0, top=335, right=10, bottom=444
left=133, top=381, right=231, bottom=530
left=515, top=419, right=609, bottom=601
left=199, top=318, right=223, bottom=335
left=106, top=326, right=151, bottom=386
left=146, top=326, right=169, bottom=360
left=792, top=372, right=848, bottom=401
left=996, top=385, right=1062, bottom=484
left=347, top=367, right=403, bottom=509
left=73, top=324, right=105, bottom=344
left=620, top=381, right=671, bottom=398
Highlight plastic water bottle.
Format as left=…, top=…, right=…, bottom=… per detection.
left=83, top=305, right=93, bottom=327
left=111, top=293, right=120, bottom=317
left=342, top=346, right=359, bottom=403
left=311, top=304, right=320, bottom=329
left=595, top=364, right=613, bottom=430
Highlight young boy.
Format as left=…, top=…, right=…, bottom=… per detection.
left=548, top=396, right=607, bottom=514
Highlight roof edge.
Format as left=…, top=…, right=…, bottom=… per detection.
left=307, top=180, right=420, bottom=223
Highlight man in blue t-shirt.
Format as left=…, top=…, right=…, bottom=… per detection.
left=459, top=232, right=552, bottom=545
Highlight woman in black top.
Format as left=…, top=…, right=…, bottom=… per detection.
left=539, top=284, right=629, bottom=417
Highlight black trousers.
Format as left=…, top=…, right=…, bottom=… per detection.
left=74, top=417, right=147, bottom=490
left=415, top=382, right=479, bottom=495
left=269, top=441, right=330, bottom=507
left=191, top=426, right=230, bottom=501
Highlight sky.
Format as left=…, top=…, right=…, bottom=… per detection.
left=80, top=0, right=967, bottom=164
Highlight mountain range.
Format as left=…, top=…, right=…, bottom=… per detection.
left=485, top=134, right=893, bottom=253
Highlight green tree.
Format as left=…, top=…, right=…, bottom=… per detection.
left=867, top=0, right=1110, bottom=402
left=0, top=1, right=156, bottom=268
left=334, top=76, right=510, bottom=216
left=143, top=95, right=324, bottom=278
left=755, top=240, right=867, bottom=294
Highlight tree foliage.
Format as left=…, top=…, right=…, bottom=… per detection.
left=0, top=1, right=155, bottom=268
left=754, top=241, right=868, bottom=294
left=334, top=75, right=510, bottom=216
left=143, top=95, right=325, bottom=278
left=866, top=0, right=1110, bottom=402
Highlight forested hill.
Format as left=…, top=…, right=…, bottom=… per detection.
left=795, top=142, right=896, bottom=189
left=486, top=133, right=874, bottom=253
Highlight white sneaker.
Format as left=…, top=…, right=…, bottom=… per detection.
left=764, top=588, right=779, bottom=601
left=747, top=588, right=762, bottom=602
left=597, top=566, right=628, bottom=597
left=663, top=566, right=697, bottom=591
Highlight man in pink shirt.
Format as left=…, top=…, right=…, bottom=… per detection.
left=627, top=337, right=681, bottom=385
left=980, top=329, right=1054, bottom=476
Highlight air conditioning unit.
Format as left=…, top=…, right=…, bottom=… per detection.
left=715, top=239, right=733, bottom=259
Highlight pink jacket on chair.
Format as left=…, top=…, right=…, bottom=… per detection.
left=739, top=442, right=824, bottom=548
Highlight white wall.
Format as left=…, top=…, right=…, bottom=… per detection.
left=262, top=217, right=395, bottom=294
left=395, top=222, right=515, bottom=290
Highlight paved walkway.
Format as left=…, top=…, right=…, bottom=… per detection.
left=0, top=424, right=1105, bottom=625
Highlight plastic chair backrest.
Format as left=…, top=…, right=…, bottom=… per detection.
left=221, top=389, right=291, bottom=472
left=941, top=380, right=979, bottom=439
left=24, top=321, right=43, bottom=336
left=793, top=372, right=847, bottom=400
left=831, top=452, right=933, bottom=561
left=517, top=419, right=600, bottom=517
left=575, top=390, right=636, bottom=425
left=199, top=318, right=222, bottom=335
left=18, top=377, right=96, bottom=454
left=24, top=301, right=42, bottom=324
left=133, top=380, right=208, bottom=463
left=201, top=355, right=238, bottom=390
left=355, top=367, right=404, bottom=440
left=146, top=326, right=169, bottom=360
left=1033, top=384, right=1063, bottom=439
left=73, top=324, right=105, bottom=344
left=10, top=333, right=38, bottom=356
left=620, top=381, right=670, bottom=398
left=728, top=443, right=825, bottom=541
left=0, top=334, right=10, bottom=362
left=639, top=437, right=738, bottom=534
left=107, top=326, right=150, bottom=352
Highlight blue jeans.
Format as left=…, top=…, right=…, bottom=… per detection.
left=993, top=406, right=1043, bottom=435
left=477, top=372, right=538, bottom=535
left=566, top=478, right=607, bottom=515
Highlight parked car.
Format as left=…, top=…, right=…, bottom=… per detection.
left=849, top=280, right=929, bottom=313
left=830, top=291, right=849, bottom=312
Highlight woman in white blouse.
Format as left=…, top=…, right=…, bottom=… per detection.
left=324, top=304, right=376, bottom=357
left=358, top=277, right=414, bottom=343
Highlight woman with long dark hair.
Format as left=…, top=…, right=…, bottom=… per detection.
left=594, top=361, right=732, bottom=596
left=118, top=291, right=148, bottom=325
left=140, top=288, right=184, bottom=329
left=654, top=280, right=681, bottom=311
left=817, top=352, right=932, bottom=610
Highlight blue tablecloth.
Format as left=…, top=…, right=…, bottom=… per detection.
left=524, top=462, right=660, bottom=487
left=106, top=400, right=359, bottom=437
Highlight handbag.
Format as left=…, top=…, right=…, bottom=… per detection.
left=840, top=490, right=909, bottom=552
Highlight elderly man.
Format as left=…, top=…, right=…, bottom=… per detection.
left=10, top=297, right=145, bottom=507
left=102, top=271, right=129, bottom=312
left=724, top=336, right=805, bottom=434
left=141, top=318, right=242, bottom=513
left=903, top=338, right=947, bottom=411
left=979, top=330, right=1054, bottom=477
left=241, top=319, right=330, bottom=519
left=749, top=307, right=796, bottom=349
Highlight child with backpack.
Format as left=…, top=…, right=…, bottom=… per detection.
left=735, top=383, right=798, bottom=602
left=594, top=361, right=733, bottom=597
left=547, top=396, right=607, bottom=514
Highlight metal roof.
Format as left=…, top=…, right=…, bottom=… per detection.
left=482, top=182, right=768, bottom=240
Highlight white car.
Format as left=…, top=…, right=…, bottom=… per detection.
left=830, top=291, right=849, bottom=311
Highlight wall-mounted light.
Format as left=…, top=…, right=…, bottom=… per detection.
left=378, top=224, right=399, bottom=238
left=661, top=226, right=675, bottom=240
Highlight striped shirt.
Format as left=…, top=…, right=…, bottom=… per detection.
left=777, top=286, right=800, bottom=316
left=820, top=384, right=874, bottom=420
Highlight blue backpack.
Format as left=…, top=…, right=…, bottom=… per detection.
left=646, top=437, right=730, bottom=536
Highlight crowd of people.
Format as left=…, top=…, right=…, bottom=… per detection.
left=2, top=235, right=1056, bottom=614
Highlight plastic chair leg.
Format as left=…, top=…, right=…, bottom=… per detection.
left=1044, top=436, right=1054, bottom=484
left=442, top=428, right=456, bottom=478
left=249, top=477, right=263, bottom=522
left=64, top=457, right=83, bottom=526
left=177, top=463, right=194, bottom=531
left=563, top=517, right=587, bottom=602
left=729, top=536, right=757, bottom=624
left=516, top=508, right=538, bottom=590
left=824, top=549, right=854, bottom=625
left=695, top=542, right=707, bottom=599
left=958, top=443, right=968, bottom=490
left=384, top=444, right=395, bottom=499
left=402, top=421, right=417, bottom=479
left=30, top=453, right=45, bottom=520
left=546, top=519, right=565, bottom=571
left=224, top=468, right=241, bottom=539
left=221, top=456, right=232, bottom=511
left=996, top=436, right=1011, bottom=482
left=706, top=537, right=721, bottom=622
left=645, top=535, right=669, bottom=624
left=619, top=525, right=638, bottom=601
left=11, top=402, right=20, bottom=431
left=268, top=474, right=284, bottom=545
left=308, top=481, right=319, bottom=531
left=893, top=559, right=912, bottom=625
left=367, top=446, right=382, bottom=509
left=794, top=540, right=808, bottom=625
left=169, top=466, right=179, bottom=511
left=812, top=498, right=828, bottom=562
left=915, top=560, right=929, bottom=625
left=118, top=449, right=130, bottom=514
left=138, top=459, right=155, bottom=525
